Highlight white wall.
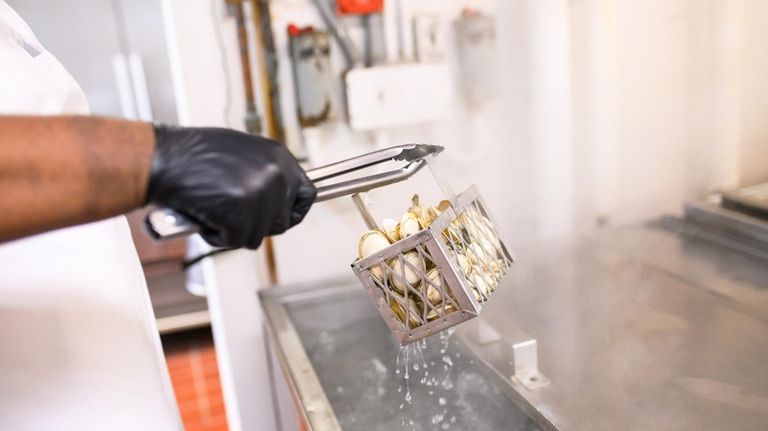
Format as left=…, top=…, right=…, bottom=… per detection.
left=271, top=0, right=768, bottom=286
left=164, top=1, right=768, bottom=428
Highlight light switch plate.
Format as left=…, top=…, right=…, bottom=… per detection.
left=413, top=14, right=444, bottom=62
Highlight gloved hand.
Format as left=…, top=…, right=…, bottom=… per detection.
left=146, top=125, right=316, bottom=249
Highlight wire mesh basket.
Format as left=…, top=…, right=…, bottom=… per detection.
left=353, top=185, right=514, bottom=345
left=145, top=144, right=514, bottom=346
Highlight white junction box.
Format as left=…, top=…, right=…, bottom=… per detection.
left=345, top=63, right=454, bottom=131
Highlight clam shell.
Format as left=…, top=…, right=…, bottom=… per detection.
left=381, top=218, right=400, bottom=243
left=426, top=303, right=457, bottom=321
left=390, top=251, right=424, bottom=293
left=471, top=273, right=491, bottom=299
left=398, top=211, right=421, bottom=238
left=437, top=200, right=452, bottom=212
left=423, top=267, right=444, bottom=305
left=358, top=230, right=391, bottom=280
left=448, top=250, right=471, bottom=275
left=466, top=243, right=489, bottom=266
left=390, top=294, right=423, bottom=328
left=442, top=225, right=461, bottom=248
left=419, top=207, right=441, bottom=228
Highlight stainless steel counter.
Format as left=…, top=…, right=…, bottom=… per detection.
left=261, top=218, right=768, bottom=430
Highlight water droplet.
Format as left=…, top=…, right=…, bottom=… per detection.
left=428, top=390, right=434, bottom=395
left=420, top=377, right=426, bottom=384
left=425, top=371, right=429, bottom=377
left=405, top=391, right=412, bottom=403
left=336, top=386, right=344, bottom=393
left=431, top=412, right=446, bottom=425
left=408, top=420, right=414, bottom=425
left=398, top=386, right=402, bottom=393
left=439, top=397, right=447, bottom=406
left=442, top=355, right=453, bottom=367
left=396, top=368, right=401, bottom=374
left=413, top=363, right=420, bottom=371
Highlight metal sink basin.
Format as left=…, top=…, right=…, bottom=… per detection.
left=261, top=281, right=544, bottom=431
left=261, top=218, right=768, bottom=431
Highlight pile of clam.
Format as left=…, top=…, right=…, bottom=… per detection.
left=357, top=195, right=508, bottom=329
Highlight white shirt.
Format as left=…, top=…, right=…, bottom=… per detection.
left=0, top=2, right=182, bottom=429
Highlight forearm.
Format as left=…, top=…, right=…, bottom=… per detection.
left=0, top=116, right=154, bottom=243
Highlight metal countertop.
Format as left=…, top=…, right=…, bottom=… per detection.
left=261, top=218, right=768, bottom=430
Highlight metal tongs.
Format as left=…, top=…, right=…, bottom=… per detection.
left=144, top=144, right=443, bottom=241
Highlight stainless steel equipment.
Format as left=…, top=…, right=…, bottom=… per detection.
left=262, top=216, right=768, bottom=431
left=145, top=144, right=514, bottom=345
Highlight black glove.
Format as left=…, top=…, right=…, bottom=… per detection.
left=146, top=125, right=316, bottom=249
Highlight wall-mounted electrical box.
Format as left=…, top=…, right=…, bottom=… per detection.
left=345, top=63, right=453, bottom=130
left=336, top=0, right=384, bottom=16
left=413, top=14, right=444, bottom=62
left=454, top=9, right=497, bottom=109
left=288, top=25, right=334, bottom=127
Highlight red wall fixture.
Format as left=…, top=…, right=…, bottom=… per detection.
left=336, top=0, right=384, bottom=15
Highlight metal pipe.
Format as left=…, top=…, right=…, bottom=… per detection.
left=228, top=0, right=262, bottom=134
left=251, top=0, right=286, bottom=143
left=310, top=0, right=357, bottom=69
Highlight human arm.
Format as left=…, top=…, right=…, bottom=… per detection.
left=0, top=115, right=316, bottom=247
left=0, top=116, right=153, bottom=243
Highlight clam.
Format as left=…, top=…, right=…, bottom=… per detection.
left=426, top=303, right=457, bottom=321
left=471, top=273, right=491, bottom=299
left=470, top=286, right=483, bottom=302
left=480, top=238, right=500, bottom=263
left=466, top=243, right=489, bottom=266
left=390, top=251, right=424, bottom=293
left=398, top=211, right=421, bottom=238
left=390, top=294, right=423, bottom=328
left=448, top=250, right=471, bottom=275
left=442, top=226, right=459, bottom=247
left=437, top=200, right=452, bottom=212
left=358, top=230, right=391, bottom=280
left=381, top=218, right=400, bottom=243
left=422, top=207, right=442, bottom=228
left=459, top=212, right=480, bottom=241
left=423, top=267, right=444, bottom=305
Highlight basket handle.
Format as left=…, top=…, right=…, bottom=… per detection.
left=144, top=144, right=443, bottom=240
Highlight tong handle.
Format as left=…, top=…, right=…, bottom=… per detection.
left=144, top=144, right=443, bottom=241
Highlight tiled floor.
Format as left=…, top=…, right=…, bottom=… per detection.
left=163, top=328, right=228, bottom=431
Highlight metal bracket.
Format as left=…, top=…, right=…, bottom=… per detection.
left=511, top=339, right=550, bottom=390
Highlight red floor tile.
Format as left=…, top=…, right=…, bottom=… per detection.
left=162, top=328, right=228, bottom=431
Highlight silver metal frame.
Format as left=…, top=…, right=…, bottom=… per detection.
left=352, top=185, right=514, bottom=346
left=260, top=282, right=346, bottom=431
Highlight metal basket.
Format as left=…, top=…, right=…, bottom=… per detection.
left=144, top=144, right=514, bottom=346
left=352, top=185, right=513, bottom=345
